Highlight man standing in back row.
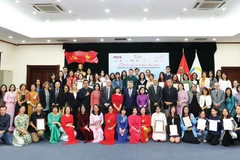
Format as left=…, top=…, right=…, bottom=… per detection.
left=123, top=69, right=138, bottom=89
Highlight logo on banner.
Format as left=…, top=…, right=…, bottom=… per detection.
left=113, top=56, right=122, bottom=58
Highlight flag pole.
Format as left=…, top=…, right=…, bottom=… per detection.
left=195, top=49, right=197, bottom=54
left=182, top=48, right=184, bottom=54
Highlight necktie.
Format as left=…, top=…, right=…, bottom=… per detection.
left=154, top=86, right=157, bottom=94
left=55, top=90, right=59, bottom=101
left=106, top=88, right=109, bottom=101
left=216, top=91, right=218, bottom=97
left=129, top=89, right=132, bottom=97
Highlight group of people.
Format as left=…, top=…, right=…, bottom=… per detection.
left=0, top=64, right=240, bottom=147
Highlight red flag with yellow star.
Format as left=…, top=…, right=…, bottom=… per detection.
left=177, top=52, right=191, bottom=79
left=64, top=50, right=98, bottom=64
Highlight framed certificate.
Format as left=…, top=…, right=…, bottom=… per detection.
left=182, top=116, right=192, bottom=127
left=169, top=125, right=178, bottom=136
left=158, top=82, right=164, bottom=88
left=173, top=83, right=178, bottom=89
left=197, top=119, right=206, bottom=130
left=183, top=83, right=190, bottom=92
left=209, top=120, right=218, bottom=132
left=155, top=120, right=164, bottom=133
left=223, top=119, right=233, bottom=130
left=36, top=118, right=45, bottom=130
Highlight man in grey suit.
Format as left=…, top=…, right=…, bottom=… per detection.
left=211, top=83, right=225, bottom=113
left=100, top=80, right=114, bottom=115
left=148, top=78, right=163, bottom=115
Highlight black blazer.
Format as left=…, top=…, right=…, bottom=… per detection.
left=50, top=88, right=64, bottom=109
left=68, top=92, right=81, bottom=110
left=61, top=92, right=69, bottom=107
left=137, top=80, right=148, bottom=89
left=148, top=85, right=163, bottom=106
left=39, top=89, right=51, bottom=109
left=79, top=87, right=93, bottom=107
left=166, top=115, right=181, bottom=137
left=162, top=87, right=178, bottom=109
left=100, top=86, right=114, bottom=107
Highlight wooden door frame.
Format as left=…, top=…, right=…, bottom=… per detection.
left=26, top=65, right=60, bottom=88
left=221, top=67, right=240, bottom=70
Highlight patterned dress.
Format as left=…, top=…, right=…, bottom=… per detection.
left=12, top=114, right=32, bottom=146
left=4, top=91, right=17, bottom=131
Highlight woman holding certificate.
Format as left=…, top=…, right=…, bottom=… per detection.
left=180, top=106, right=200, bottom=144
left=61, top=106, right=79, bottom=145
left=220, top=108, right=237, bottom=146
left=128, top=107, right=141, bottom=144
left=100, top=106, right=116, bottom=145
left=137, top=87, right=149, bottom=114
left=199, top=87, right=212, bottom=118
left=167, top=106, right=181, bottom=143
left=111, top=86, right=123, bottom=114
left=233, top=106, right=240, bottom=141
left=151, top=106, right=167, bottom=142
left=89, top=104, right=104, bottom=143
left=206, top=108, right=222, bottom=145
left=225, top=88, right=235, bottom=117
left=47, top=105, right=62, bottom=144
left=196, top=111, right=208, bottom=142
left=12, top=106, right=32, bottom=146
left=139, top=107, right=151, bottom=143
left=116, top=108, right=128, bottom=143
left=177, top=83, right=189, bottom=116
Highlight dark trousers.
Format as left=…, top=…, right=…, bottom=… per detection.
left=206, top=133, right=220, bottom=145
left=0, top=132, right=12, bottom=145
left=222, top=131, right=235, bottom=147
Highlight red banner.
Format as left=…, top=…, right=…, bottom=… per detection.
left=177, top=52, right=191, bottom=79
left=64, top=50, right=98, bottom=64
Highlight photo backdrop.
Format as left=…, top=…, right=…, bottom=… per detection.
left=63, top=42, right=217, bottom=75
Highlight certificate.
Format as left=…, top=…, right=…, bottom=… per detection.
left=182, top=116, right=192, bottom=127
left=197, top=119, right=206, bottom=130
left=209, top=120, right=218, bottom=132
left=173, top=83, right=178, bottom=89
left=223, top=119, right=233, bottom=130
left=169, top=125, right=178, bottom=136
left=77, top=81, right=83, bottom=90
left=36, top=119, right=45, bottom=130
left=158, top=82, right=164, bottom=88
left=183, top=83, right=190, bottom=91
left=88, top=86, right=93, bottom=89
left=196, top=85, right=200, bottom=92
left=155, top=120, right=164, bottom=133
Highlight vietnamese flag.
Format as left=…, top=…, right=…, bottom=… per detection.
left=64, top=50, right=98, bottom=64
left=177, top=50, right=191, bottom=79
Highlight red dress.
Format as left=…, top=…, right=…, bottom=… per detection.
left=77, top=113, right=94, bottom=142
left=67, top=77, right=76, bottom=89
left=99, top=113, right=116, bottom=145
left=111, top=93, right=123, bottom=114
left=128, top=115, right=141, bottom=144
left=61, top=114, right=79, bottom=145
left=140, top=115, right=151, bottom=143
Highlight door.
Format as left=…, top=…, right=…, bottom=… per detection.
left=221, top=67, right=240, bottom=84
left=26, top=65, right=60, bottom=89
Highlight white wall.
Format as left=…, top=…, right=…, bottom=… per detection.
left=215, top=44, right=240, bottom=70
left=0, top=41, right=15, bottom=70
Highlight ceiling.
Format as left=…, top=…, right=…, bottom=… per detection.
left=1, top=0, right=240, bottom=44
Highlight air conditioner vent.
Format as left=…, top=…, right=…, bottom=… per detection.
left=31, top=3, right=64, bottom=13
left=114, top=38, right=127, bottom=41
left=193, top=0, right=228, bottom=10
left=194, top=38, right=208, bottom=41
left=56, top=39, right=68, bottom=42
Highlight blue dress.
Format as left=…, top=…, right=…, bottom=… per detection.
left=116, top=114, right=128, bottom=143
left=225, top=96, right=235, bottom=117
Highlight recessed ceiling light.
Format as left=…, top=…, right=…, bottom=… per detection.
left=46, top=20, right=50, bottom=22
left=73, top=39, right=77, bottom=42
left=105, top=9, right=110, bottom=13
left=128, top=38, right=132, bottom=41
left=9, top=36, right=13, bottom=39
left=33, top=11, right=37, bottom=14
left=143, top=8, right=148, bottom=12
left=77, top=19, right=81, bottom=21
left=47, top=40, right=51, bottom=43
left=183, top=8, right=187, bottom=11
left=222, top=8, right=226, bottom=11
left=16, top=0, right=20, bottom=3
left=184, top=38, right=188, bottom=41
left=100, top=0, right=105, bottom=1
left=143, top=17, right=147, bottom=21
left=68, top=10, right=72, bottom=13
left=100, top=39, right=104, bottom=42
left=156, top=38, right=160, bottom=41
left=22, top=40, right=25, bottom=43
left=176, top=17, right=180, bottom=20
left=109, top=18, right=114, bottom=21
left=213, top=38, right=216, bottom=41
left=210, top=17, right=215, bottom=20
left=57, top=0, right=61, bottom=2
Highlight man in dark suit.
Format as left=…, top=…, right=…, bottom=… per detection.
left=79, top=80, right=93, bottom=115
left=162, top=79, right=178, bottom=116
left=148, top=78, right=163, bottom=115
left=123, top=81, right=137, bottom=116
left=50, top=81, right=63, bottom=110
left=100, top=80, right=114, bottom=115
left=63, top=66, right=68, bottom=86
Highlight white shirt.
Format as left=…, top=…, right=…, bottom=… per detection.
left=219, top=79, right=232, bottom=92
